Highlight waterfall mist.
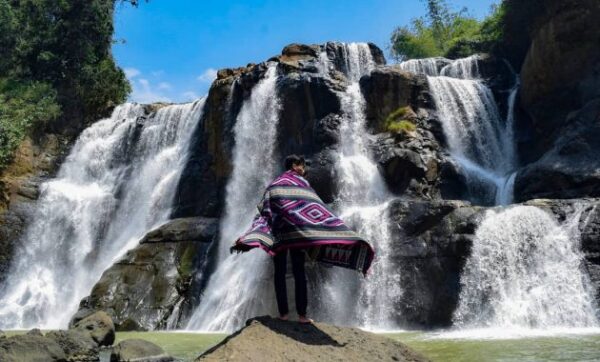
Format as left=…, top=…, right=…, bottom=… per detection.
left=454, top=205, right=599, bottom=329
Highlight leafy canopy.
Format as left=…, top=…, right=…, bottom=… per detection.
left=0, top=0, right=137, bottom=172
left=390, top=0, right=504, bottom=61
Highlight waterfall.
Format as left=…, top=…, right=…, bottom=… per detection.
left=0, top=100, right=205, bottom=329
left=440, top=54, right=482, bottom=79
left=426, top=55, right=516, bottom=204
left=317, top=43, right=402, bottom=330
left=185, top=64, right=281, bottom=332
left=398, top=58, right=441, bottom=76
left=454, top=205, right=599, bottom=329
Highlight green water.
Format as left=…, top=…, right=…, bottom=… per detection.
left=115, top=330, right=600, bottom=361
left=6, top=330, right=600, bottom=361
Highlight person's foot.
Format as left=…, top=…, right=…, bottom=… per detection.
left=277, top=314, right=289, bottom=321
left=298, top=315, right=313, bottom=324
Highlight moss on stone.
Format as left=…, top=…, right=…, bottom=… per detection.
left=385, top=106, right=417, bottom=135
left=177, top=244, right=195, bottom=279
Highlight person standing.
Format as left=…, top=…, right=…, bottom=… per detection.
left=231, top=154, right=375, bottom=323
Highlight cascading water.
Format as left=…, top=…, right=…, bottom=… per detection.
left=185, top=64, right=281, bottom=332
left=317, top=43, right=402, bottom=330
left=403, top=55, right=599, bottom=333
left=398, top=58, right=441, bottom=76
left=454, top=205, right=599, bottom=329
left=440, top=54, right=482, bottom=79
left=401, top=56, right=517, bottom=205
left=0, top=100, right=205, bottom=329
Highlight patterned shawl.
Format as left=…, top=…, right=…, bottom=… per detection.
left=231, top=170, right=375, bottom=275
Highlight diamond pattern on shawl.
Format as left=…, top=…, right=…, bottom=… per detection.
left=291, top=202, right=341, bottom=226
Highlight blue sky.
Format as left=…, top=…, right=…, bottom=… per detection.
left=113, top=0, right=498, bottom=103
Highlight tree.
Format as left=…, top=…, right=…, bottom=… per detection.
left=390, top=0, right=502, bottom=61
left=0, top=0, right=139, bottom=171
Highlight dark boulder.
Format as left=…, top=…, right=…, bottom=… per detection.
left=514, top=99, right=600, bottom=201
left=276, top=72, right=342, bottom=157
left=72, top=221, right=216, bottom=331
left=0, top=334, right=67, bottom=362
left=111, top=339, right=174, bottom=362
left=387, top=199, right=480, bottom=327
left=360, top=65, right=431, bottom=133
left=140, top=217, right=218, bottom=244
left=71, top=310, right=116, bottom=346
left=45, top=330, right=99, bottom=361
left=372, top=129, right=444, bottom=199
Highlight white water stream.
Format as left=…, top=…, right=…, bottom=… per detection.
left=454, top=205, right=599, bottom=329
left=185, top=64, right=281, bottom=332
left=317, top=43, right=402, bottom=330
left=401, top=56, right=599, bottom=332
left=0, top=100, right=205, bottom=329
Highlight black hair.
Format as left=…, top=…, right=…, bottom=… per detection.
left=284, top=154, right=305, bottom=170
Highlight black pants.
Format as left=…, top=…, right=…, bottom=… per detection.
left=273, top=249, right=307, bottom=316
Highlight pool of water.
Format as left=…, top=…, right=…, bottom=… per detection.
left=6, top=329, right=600, bottom=361
left=117, top=329, right=600, bottom=361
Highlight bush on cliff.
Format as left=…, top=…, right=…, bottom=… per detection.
left=0, top=79, right=61, bottom=170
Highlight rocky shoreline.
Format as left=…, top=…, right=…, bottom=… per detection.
left=0, top=311, right=175, bottom=361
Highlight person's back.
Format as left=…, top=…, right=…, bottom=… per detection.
left=231, top=154, right=375, bottom=323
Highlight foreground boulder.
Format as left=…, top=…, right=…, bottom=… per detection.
left=0, top=312, right=114, bottom=361
left=111, top=339, right=174, bottom=362
left=45, top=330, right=98, bottom=361
left=71, top=310, right=116, bottom=346
left=0, top=334, right=67, bottom=362
left=197, top=316, right=429, bottom=362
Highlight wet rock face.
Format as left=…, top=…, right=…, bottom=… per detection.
left=73, top=218, right=217, bottom=331
left=518, top=0, right=600, bottom=159
left=514, top=99, right=600, bottom=201
left=171, top=42, right=389, bottom=219
left=0, top=134, right=69, bottom=284
left=360, top=66, right=432, bottom=133
left=386, top=199, right=480, bottom=327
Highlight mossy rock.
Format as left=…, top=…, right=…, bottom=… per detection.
left=384, top=106, right=418, bottom=135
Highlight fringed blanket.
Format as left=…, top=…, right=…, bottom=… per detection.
left=231, top=170, right=375, bottom=275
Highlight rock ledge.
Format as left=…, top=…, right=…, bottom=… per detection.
left=197, top=316, right=429, bottom=362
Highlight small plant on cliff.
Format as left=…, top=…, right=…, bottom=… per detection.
left=385, top=107, right=417, bottom=135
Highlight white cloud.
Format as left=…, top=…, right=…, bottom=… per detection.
left=181, top=91, right=200, bottom=101
left=197, top=68, right=218, bottom=83
left=129, top=77, right=172, bottom=104
left=158, top=82, right=172, bottom=90
left=124, top=67, right=141, bottom=78
left=151, top=70, right=165, bottom=77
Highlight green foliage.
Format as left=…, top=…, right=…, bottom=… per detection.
left=387, top=120, right=417, bottom=135
left=390, top=0, right=505, bottom=61
left=390, top=20, right=439, bottom=60
left=385, top=107, right=417, bottom=135
left=0, top=1, right=17, bottom=74
left=0, top=0, right=136, bottom=172
left=0, top=79, right=60, bottom=170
